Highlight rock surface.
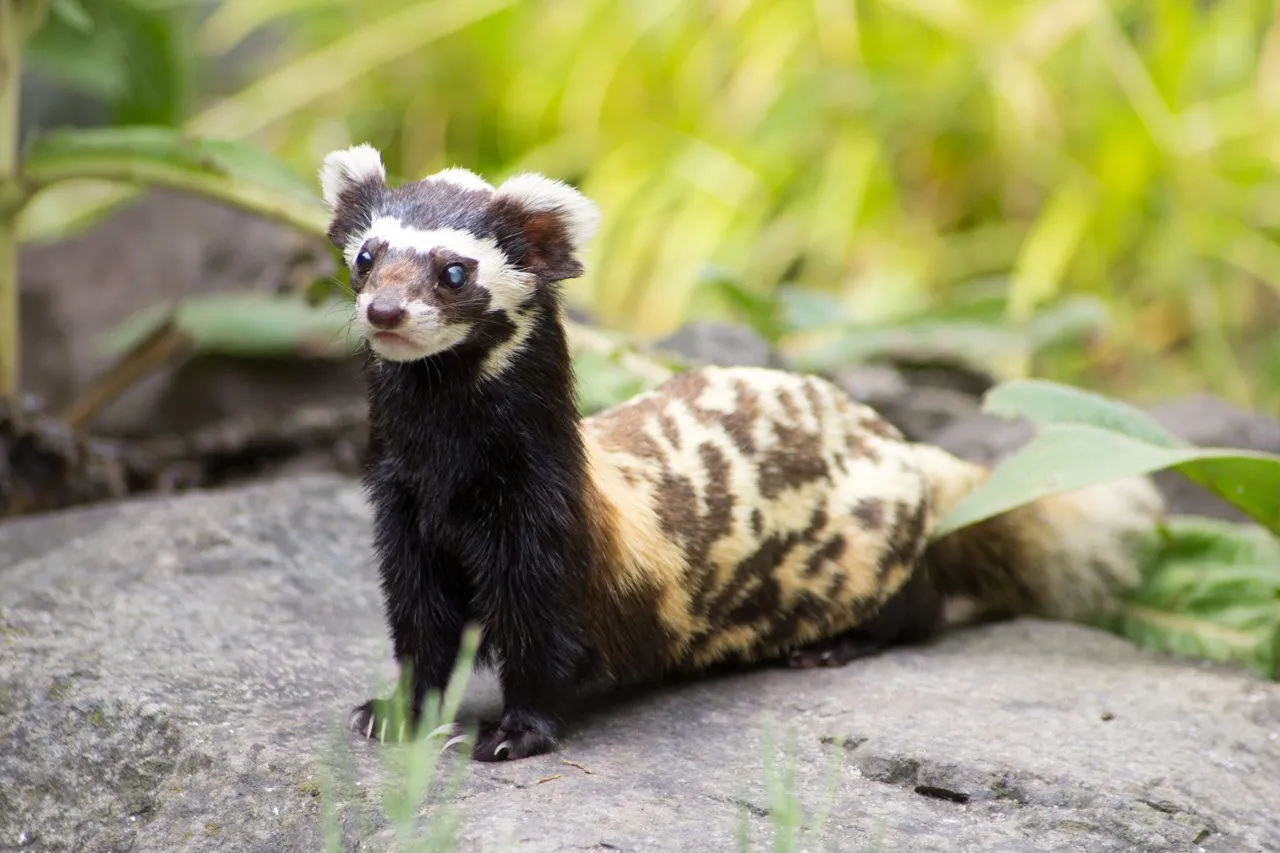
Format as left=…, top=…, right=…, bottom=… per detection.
left=651, top=321, right=789, bottom=371
left=2, top=476, right=1278, bottom=852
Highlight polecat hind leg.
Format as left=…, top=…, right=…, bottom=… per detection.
left=786, top=631, right=888, bottom=668
left=787, top=561, right=945, bottom=670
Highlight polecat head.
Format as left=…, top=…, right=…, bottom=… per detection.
left=318, top=144, right=599, bottom=372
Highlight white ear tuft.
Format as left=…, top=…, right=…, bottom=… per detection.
left=495, top=173, right=600, bottom=250
left=429, top=166, right=495, bottom=193
left=318, top=144, right=387, bottom=211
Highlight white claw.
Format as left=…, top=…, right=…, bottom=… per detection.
left=398, top=720, right=407, bottom=742
left=364, top=714, right=375, bottom=740
left=441, top=734, right=470, bottom=753
left=493, top=740, right=512, bottom=758
left=428, top=722, right=460, bottom=739
left=378, top=718, right=388, bottom=742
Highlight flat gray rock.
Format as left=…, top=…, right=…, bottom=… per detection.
left=2, top=476, right=1278, bottom=852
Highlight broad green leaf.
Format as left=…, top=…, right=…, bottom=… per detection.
left=932, top=423, right=1280, bottom=538
left=1113, top=517, right=1280, bottom=680
left=99, top=293, right=357, bottom=360
left=20, top=127, right=328, bottom=236
left=980, top=378, right=1185, bottom=449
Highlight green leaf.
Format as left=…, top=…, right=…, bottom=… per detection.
left=932, top=422, right=1280, bottom=538
left=98, top=293, right=358, bottom=360
left=981, top=378, right=1186, bottom=449
left=1113, top=517, right=1280, bottom=680
left=20, top=127, right=328, bottom=236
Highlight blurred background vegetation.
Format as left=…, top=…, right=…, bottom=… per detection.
left=18, top=0, right=1280, bottom=413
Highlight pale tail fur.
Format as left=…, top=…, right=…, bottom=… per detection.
left=912, top=443, right=1165, bottom=625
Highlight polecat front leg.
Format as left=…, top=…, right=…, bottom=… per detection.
left=468, top=632, right=573, bottom=761
left=350, top=477, right=470, bottom=742
left=467, top=530, right=589, bottom=762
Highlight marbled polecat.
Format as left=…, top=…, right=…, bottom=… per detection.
left=318, top=145, right=1164, bottom=761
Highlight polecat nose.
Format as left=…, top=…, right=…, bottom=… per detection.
left=367, top=299, right=407, bottom=329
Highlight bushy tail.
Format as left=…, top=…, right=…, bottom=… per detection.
left=911, top=443, right=1165, bottom=624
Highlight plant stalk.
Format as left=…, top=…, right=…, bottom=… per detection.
left=0, top=0, right=22, bottom=399
left=23, top=156, right=330, bottom=237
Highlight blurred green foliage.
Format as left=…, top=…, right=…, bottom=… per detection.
left=28, top=0, right=193, bottom=125
left=19, top=0, right=1280, bottom=411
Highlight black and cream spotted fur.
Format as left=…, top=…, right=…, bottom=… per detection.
left=318, top=145, right=1165, bottom=761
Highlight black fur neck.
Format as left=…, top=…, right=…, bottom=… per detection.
left=363, top=298, right=582, bottom=477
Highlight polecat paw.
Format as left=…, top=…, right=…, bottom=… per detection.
left=349, top=699, right=399, bottom=742
left=470, top=720, right=558, bottom=762
left=348, top=698, right=431, bottom=743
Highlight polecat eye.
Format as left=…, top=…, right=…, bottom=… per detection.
left=354, top=246, right=374, bottom=275
left=440, top=262, right=467, bottom=289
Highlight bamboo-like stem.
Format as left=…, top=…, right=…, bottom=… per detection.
left=0, top=0, right=23, bottom=399
left=22, top=155, right=330, bottom=237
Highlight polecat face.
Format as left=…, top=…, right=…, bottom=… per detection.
left=318, top=144, right=599, bottom=371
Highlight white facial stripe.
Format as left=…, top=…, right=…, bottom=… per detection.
left=480, top=311, right=536, bottom=380
left=349, top=219, right=536, bottom=366
left=319, top=144, right=386, bottom=211
left=346, top=217, right=533, bottom=313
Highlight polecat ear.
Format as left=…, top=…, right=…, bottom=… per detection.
left=487, top=173, right=600, bottom=282
left=318, top=144, right=387, bottom=251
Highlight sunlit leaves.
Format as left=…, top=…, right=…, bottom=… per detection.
left=20, top=0, right=1280, bottom=408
